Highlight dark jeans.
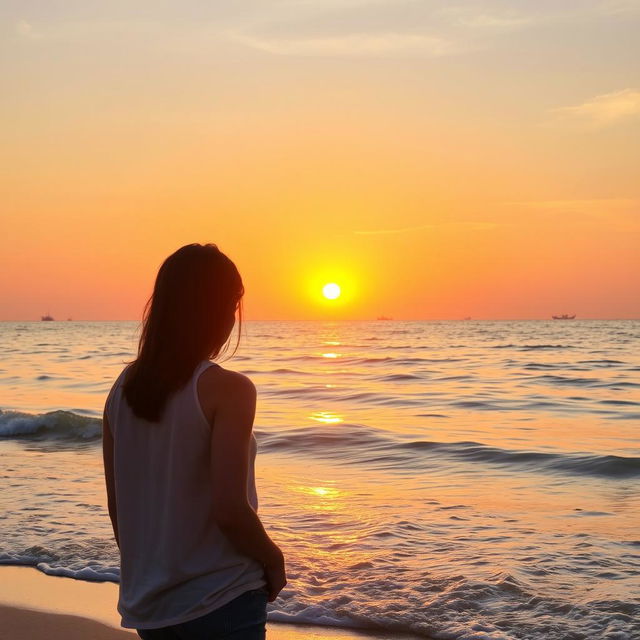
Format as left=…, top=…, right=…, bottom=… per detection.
left=136, top=587, right=268, bottom=640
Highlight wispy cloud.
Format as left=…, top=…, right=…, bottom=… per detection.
left=276, top=0, right=407, bottom=8
left=552, top=89, right=640, bottom=127
left=596, top=0, right=640, bottom=16
left=502, top=198, right=640, bottom=231
left=226, top=30, right=458, bottom=57
left=505, top=198, right=639, bottom=210
left=354, top=221, right=497, bottom=235
left=456, top=13, right=531, bottom=28
left=226, top=1, right=541, bottom=59
left=225, top=1, right=640, bottom=60
left=438, top=6, right=533, bottom=30
left=354, top=223, right=433, bottom=235
left=17, top=1, right=634, bottom=61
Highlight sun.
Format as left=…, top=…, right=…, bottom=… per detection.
left=322, top=283, right=341, bottom=300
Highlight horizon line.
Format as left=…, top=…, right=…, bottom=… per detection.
left=1, top=317, right=639, bottom=323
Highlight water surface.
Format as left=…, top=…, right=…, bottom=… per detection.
left=1, top=320, right=638, bottom=639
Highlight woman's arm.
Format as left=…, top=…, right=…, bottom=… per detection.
left=102, top=410, right=120, bottom=548
left=206, top=370, right=286, bottom=601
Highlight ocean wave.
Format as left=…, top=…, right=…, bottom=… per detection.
left=286, top=354, right=459, bottom=365
left=1, top=548, right=636, bottom=640
left=526, top=374, right=600, bottom=386
left=519, top=362, right=567, bottom=370
left=3, top=410, right=637, bottom=480
left=0, top=550, right=120, bottom=582
left=0, top=409, right=101, bottom=441
left=414, top=441, right=640, bottom=479
left=378, top=373, right=423, bottom=381
left=264, top=387, right=421, bottom=407
left=241, top=368, right=313, bottom=376
left=259, top=426, right=640, bottom=479
left=492, top=344, right=574, bottom=350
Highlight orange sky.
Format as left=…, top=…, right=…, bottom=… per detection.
left=1, top=1, right=639, bottom=320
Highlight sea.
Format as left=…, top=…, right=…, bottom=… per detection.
left=0, top=320, right=638, bottom=640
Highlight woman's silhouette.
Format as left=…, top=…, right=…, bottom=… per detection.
left=102, top=243, right=286, bottom=639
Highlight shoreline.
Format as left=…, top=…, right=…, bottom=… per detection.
left=0, top=567, right=426, bottom=640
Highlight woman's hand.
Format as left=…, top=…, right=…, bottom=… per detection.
left=263, top=548, right=287, bottom=602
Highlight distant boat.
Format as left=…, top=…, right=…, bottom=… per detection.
left=41, top=314, right=54, bottom=321
left=552, top=314, right=576, bottom=320
left=376, top=315, right=393, bottom=321
left=462, top=316, right=472, bottom=321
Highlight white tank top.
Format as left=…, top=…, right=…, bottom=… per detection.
left=105, top=360, right=267, bottom=630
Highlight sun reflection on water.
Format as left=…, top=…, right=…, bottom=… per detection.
left=295, top=483, right=344, bottom=512
left=309, top=411, right=343, bottom=424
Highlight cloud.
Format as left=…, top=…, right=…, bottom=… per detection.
left=225, top=1, right=537, bottom=59
left=276, top=0, right=407, bottom=7
left=501, top=198, right=640, bottom=232
left=438, top=6, right=533, bottom=30
left=553, top=89, right=640, bottom=127
left=226, top=30, right=459, bottom=57
left=225, top=1, right=635, bottom=60
left=505, top=198, right=639, bottom=210
left=354, top=221, right=498, bottom=235
left=596, top=0, right=640, bottom=16
left=456, top=13, right=531, bottom=28
left=354, top=223, right=434, bottom=235
left=15, top=20, right=39, bottom=38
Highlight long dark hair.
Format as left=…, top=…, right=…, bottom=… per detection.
left=123, top=243, right=244, bottom=422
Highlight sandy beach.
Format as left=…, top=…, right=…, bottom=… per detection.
left=0, top=567, right=425, bottom=640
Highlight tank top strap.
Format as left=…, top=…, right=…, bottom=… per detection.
left=193, top=359, right=220, bottom=379
left=191, top=360, right=220, bottom=428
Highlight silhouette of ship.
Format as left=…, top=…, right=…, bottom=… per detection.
left=41, top=314, right=54, bottom=321
left=376, top=315, right=393, bottom=321
left=552, top=314, right=576, bottom=320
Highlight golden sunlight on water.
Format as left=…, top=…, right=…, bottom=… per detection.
left=295, top=485, right=344, bottom=513
left=1, top=320, right=638, bottom=639
left=309, top=412, right=343, bottom=424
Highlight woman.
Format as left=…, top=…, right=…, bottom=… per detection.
left=102, top=243, right=286, bottom=639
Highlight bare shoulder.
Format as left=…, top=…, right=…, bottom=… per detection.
left=198, top=364, right=256, bottom=424
left=200, top=365, right=255, bottom=396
